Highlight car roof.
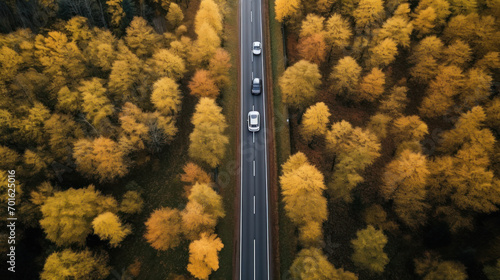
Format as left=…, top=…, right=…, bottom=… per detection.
left=253, top=41, right=261, bottom=45
left=253, top=78, right=260, bottom=83
left=249, top=111, right=259, bottom=117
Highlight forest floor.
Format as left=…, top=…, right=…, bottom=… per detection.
left=266, top=1, right=295, bottom=279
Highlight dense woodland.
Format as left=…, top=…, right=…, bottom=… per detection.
left=275, top=0, right=500, bottom=279
left=0, top=0, right=233, bottom=279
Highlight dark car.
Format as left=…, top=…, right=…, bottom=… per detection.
left=252, top=78, right=261, bottom=95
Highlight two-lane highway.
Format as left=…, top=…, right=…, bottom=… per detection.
left=239, top=0, right=270, bottom=278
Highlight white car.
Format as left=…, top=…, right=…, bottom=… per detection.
left=248, top=111, right=260, bottom=132
left=252, top=41, right=262, bottom=55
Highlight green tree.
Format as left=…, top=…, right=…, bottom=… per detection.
left=92, top=212, right=131, bottom=247
left=188, top=98, right=229, bottom=168
left=41, top=249, right=110, bottom=280
left=351, top=225, right=389, bottom=273
left=279, top=60, right=321, bottom=109
left=484, top=259, right=500, bottom=280
left=40, top=185, right=117, bottom=246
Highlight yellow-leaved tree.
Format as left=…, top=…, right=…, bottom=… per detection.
left=41, top=249, right=110, bottom=280
left=40, top=185, right=117, bottom=246
left=381, top=150, right=430, bottom=228
left=279, top=60, right=321, bottom=109
left=357, top=67, right=385, bottom=102
left=330, top=56, right=362, bottom=98
left=351, top=225, right=389, bottom=273
left=73, top=137, right=129, bottom=182
left=151, top=77, right=182, bottom=117
left=144, top=207, right=182, bottom=251
left=187, top=232, right=224, bottom=279
left=300, top=102, right=331, bottom=143
left=290, top=248, right=358, bottom=280
left=208, top=48, right=231, bottom=88
left=148, top=49, right=186, bottom=81
left=107, top=0, right=125, bottom=27
left=188, top=70, right=220, bottom=99
left=275, top=0, right=300, bottom=22
left=92, top=212, right=131, bottom=247
left=78, top=78, right=113, bottom=127
left=124, top=17, right=161, bottom=57
left=194, top=0, right=223, bottom=35
left=188, top=98, right=229, bottom=168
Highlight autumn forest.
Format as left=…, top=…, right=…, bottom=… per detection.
left=0, top=0, right=499, bottom=278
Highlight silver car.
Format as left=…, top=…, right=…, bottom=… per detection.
left=248, top=111, right=260, bottom=132
left=252, top=41, right=262, bottom=55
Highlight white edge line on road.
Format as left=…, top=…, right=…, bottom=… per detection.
left=239, top=0, right=243, bottom=278
left=259, top=2, right=270, bottom=278
left=254, top=239, right=256, bottom=280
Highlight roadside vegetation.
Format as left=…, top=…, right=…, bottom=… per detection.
left=0, top=0, right=237, bottom=278
left=274, top=0, right=500, bottom=278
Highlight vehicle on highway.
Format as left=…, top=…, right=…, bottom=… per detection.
left=248, top=111, right=260, bottom=132
left=252, top=41, right=262, bottom=55
left=252, top=78, right=261, bottom=95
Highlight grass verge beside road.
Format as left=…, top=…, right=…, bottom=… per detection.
left=267, top=1, right=295, bottom=278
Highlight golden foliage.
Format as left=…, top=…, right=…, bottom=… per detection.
left=40, top=185, right=117, bottom=246
left=279, top=60, right=321, bottom=109
left=144, top=207, right=182, bottom=251
left=188, top=98, right=228, bottom=168
left=357, top=67, right=385, bottom=102
left=41, top=249, right=110, bottom=280
left=300, top=102, right=331, bottom=143
left=92, top=212, right=131, bottom=247
left=351, top=225, right=389, bottom=273
left=188, top=70, right=220, bottom=98
left=187, top=233, right=224, bottom=279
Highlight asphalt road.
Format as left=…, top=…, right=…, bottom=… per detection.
left=239, top=0, right=271, bottom=278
